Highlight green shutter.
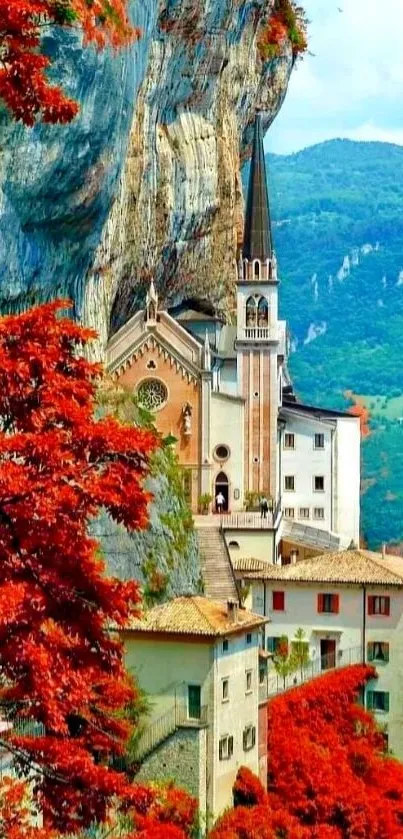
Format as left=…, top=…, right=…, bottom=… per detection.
left=367, top=642, right=374, bottom=662
left=367, top=691, right=373, bottom=710
left=384, top=693, right=390, bottom=712
left=383, top=643, right=390, bottom=663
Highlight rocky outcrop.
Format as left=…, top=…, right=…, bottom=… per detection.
left=0, top=0, right=294, bottom=355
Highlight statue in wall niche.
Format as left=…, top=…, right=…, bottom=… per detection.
left=182, top=403, right=192, bottom=437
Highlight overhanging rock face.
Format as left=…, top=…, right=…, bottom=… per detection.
left=0, top=0, right=294, bottom=357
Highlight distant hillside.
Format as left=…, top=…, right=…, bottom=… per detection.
left=267, top=139, right=403, bottom=548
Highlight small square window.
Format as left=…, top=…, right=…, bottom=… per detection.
left=314, top=476, right=325, bottom=492
left=314, top=507, right=325, bottom=520
left=272, top=591, right=285, bottom=611
left=299, top=507, right=310, bottom=520
left=367, top=690, right=389, bottom=713
left=219, top=734, right=234, bottom=760
left=284, top=433, right=295, bottom=449
left=367, top=641, right=389, bottom=662
left=318, top=593, right=339, bottom=614
left=222, top=639, right=229, bottom=653
left=246, top=633, right=252, bottom=645
left=368, top=596, right=390, bottom=616
left=284, top=507, right=295, bottom=519
left=243, top=725, right=256, bottom=751
left=267, top=636, right=287, bottom=653
left=245, top=670, right=253, bottom=693
left=222, top=678, right=229, bottom=701
left=285, top=475, right=295, bottom=491
left=314, top=433, right=325, bottom=449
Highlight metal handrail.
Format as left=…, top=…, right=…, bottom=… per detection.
left=266, top=645, right=363, bottom=698
left=135, top=703, right=208, bottom=760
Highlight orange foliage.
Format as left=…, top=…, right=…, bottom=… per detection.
left=210, top=665, right=403, bottom=839
left=0, top=1, right=138, bottom=125
left=345, top=391, right=371, bottom=437
left=258, top=1, right=308, bottom=61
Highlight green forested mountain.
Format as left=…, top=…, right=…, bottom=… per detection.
left=267, top=139, right=403, bottom=548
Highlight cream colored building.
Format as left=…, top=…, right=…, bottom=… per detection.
left=118, top=596, right=268, bottom=822
left=234, top=549, right=403, bottom=759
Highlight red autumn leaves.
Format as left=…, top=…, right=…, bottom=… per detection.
left=212, top=664, right=403, bottom=838
left=0, top=0, right=138, bottom=125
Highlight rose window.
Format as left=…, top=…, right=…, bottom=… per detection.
left=137, top=378, right=168, bottom=411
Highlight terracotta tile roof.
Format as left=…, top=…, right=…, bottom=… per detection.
left=119, top=595, right=267, bottom=637
left=233, top=550, right=403, bottom=587
left=234, top=557, right=267, bottom=573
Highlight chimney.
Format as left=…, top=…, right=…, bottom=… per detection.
left=227, top=600, right=239, bottom=624
left=382, top=543, right=386, bottom=559
left=290, top=549, right=298, bottom=565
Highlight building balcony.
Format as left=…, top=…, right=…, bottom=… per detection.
left=242, top=326, right=272, bottom=341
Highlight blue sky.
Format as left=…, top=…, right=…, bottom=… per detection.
left=267, top=0, right=403, bottom=154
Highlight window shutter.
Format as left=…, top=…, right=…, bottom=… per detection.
left=219, top=740, right=223, bottom=760
left=383, top=643, right=390, bottom=662
left=385, top=597, right=390, bottom=616
left=333, top=594, right=340, bottom=614
left=317, top=594, right=324, bottom=613
left=267, top=637, right=274, bottom=653
left=273, top=591, right=285, bottom=611
left=385, top=693, right=390, bottom=713
left=252, top=726, right=256, bottom=747
left=367, top=642, right=374, bottom=662
left=366, top=691, right=373, bottom=710
left=228, top=736, right=233, bottom=757
left=243, top=730, right=247, bottom=750
left=368, top=596, right=374, bottom=616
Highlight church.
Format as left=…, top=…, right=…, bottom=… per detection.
left=107, top=115, right=360, bottom=564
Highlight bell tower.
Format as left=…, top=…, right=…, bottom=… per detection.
left=236, top=113, right=280, bottom=502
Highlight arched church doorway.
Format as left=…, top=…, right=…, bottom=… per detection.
left=214, top=472, right=229, bottom=512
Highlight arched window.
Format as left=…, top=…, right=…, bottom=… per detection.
left=246, top=296, right=257, bottom=327
left=257, top=297, right=269, bottom=327
left=254, top=260, right=260, bottom=278
left=228, top=541, right=240, bottom=549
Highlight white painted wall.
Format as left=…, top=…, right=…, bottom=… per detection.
left=212, top=630, right=261, bottom=816
left=226, top=531, right=275, bottom=564
left=281, top=413, right=333, bottom=530
left=242, top=580, right=403, bottom=760
left=210, top=392, right=244, bottom=510
left=281, top=410, right=360, bottom=547
left=218, top=360, right=238, bottom=396
left=334, top=417, right=361, bottom=545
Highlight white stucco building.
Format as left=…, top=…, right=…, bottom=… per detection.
left=234, top=549, right=403, bottom=759
left=119, top=596, right=268, bottom=823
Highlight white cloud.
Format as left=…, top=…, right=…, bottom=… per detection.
left=266, top=0, right=403, bottom=153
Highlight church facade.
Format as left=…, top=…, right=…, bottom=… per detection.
left=107, top=115, right=360, bottom=558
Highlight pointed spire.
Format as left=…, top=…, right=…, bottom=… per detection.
left=242, top=113, right=273, bottom=262
left=203, top=330, right=211, bottom=371
left=145, top=278, right=158, bottom=322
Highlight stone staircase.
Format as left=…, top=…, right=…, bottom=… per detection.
left=196, top=526, right=238, bottom=602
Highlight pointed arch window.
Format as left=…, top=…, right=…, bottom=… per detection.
left=257, top=297, right=269, bottom=327
left=254, top=260, right=260, bottom=279
left=246, top=296, right=257, bottom=327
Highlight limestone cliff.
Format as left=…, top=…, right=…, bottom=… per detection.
left=0, top=0, right=294, bottom=355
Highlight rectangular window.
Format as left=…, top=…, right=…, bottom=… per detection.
left=219, top=735, right=234, bottom=761
left=317, top=593, right=340, bottom=614
left=242, top=725, right=256, bottom=752
left=222, top=678, right=229, bottom=701
left=314, top=433, right=325, bottom=449
left=188, top=685, right=201, bottom=720
left=299, top=507, right=310, bottom=520
left=367, top=641, right=389, bottom=662
left=284, top=507, right=295, bottom=519
left=367, top=690, right=390, bottom=712
left=246, top=633, right=252, bottom=645
left=368, top=596, right=390, bottom=616
left=267, top=636, right=288, bottom=654
left=272, top=591, right=285, bottom=611
left=314, top=475, right=325, bottom=492
left=222, top=639, right=229, bottom=653
left=313, top=507, right=325, bottom=520
left=245, top=670, right=253, bottom=693
left=284, top=475, right=295, bottom=491
left=284, top=433, right=295, bottom=449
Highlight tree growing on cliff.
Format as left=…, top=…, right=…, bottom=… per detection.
left=0, top=1, right=139, bottom=125
left=0, top=301, right=196, bottom=838
left=210, top=664, right=403, bottom=839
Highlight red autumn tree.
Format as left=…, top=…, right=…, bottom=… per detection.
left=0, top=0, right=139, bottom=125
left=0, top=300, right=197, bottom=838
left=210, top=664, right=403, bottom=839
